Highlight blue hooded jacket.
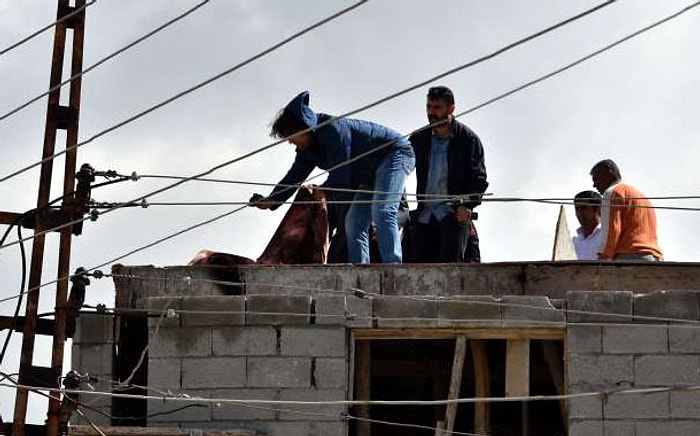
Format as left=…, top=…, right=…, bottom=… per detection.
left=268, top=91, right=412, bottom=205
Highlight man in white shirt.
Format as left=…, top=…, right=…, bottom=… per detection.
left=572, top=190, right=603, bottom=260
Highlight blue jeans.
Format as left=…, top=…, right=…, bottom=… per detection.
left=345, top=148, right=415, bottom=263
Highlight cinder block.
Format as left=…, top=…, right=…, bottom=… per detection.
left=604, top=391, right=669, bottom=419
left=211, top=388, right=278, bottom=421
left=182, top=357, right=245, bottom=388
left=164, top=266, right=222, bottom=296
left=280, top=327, right=346, bottom=357
left=670, top=420, right=700, bottom=436
left=501, top=295, right=565, bottom=326
left=634, top=291, right=699, bottom=323
left=315, top=295, right=372, bottom=327
left=256, top=422, right=315, bottom=436
left=568, top=395, right=603, bottom=419
left=567, top=325, right=602, bottom=355
left=277, top=388, right=346, bottom=421
left=148, top=327, right=211, bottom=358
left=74, top=344, right=112, bottom=376
left=246, top=295, right=311, bottom=325
left=247, top=357, right=311, bottom=388
left=314, top=358, right=348, bottom=389
left=437, top=296, right=501, bottom=327
left=213, top=327, right=276, bottom=356
left=567, top=291, right=632, bottom=323
left=635, top=355, right=700, bottom=386
left=568, top=420, right=603, bottom=436
left=669, top=326, right=700, bottom=353
left=148, top=390, right=212, bottom=423
left=179, top=296, right=245, bottom=326
left=670, top=390, right=700, bottom=418
left=343, top=267, right=383, bottom=296
left=316, top=422, right=348, bottom=436
left=388, top=266, right=445, bottom=296
left=242, top=266, right=337, bottom=296
left=149, top=358, right=181, bottom=390
left=373, top=296, right=437, bottom=327
left=73, top=314, right=114, bottom=344
left=635, top=420, right=670, bottom=436
left=603, top=325, right=667, bottom=354
left=567, top=355, right=633, bottom=388
left=602, top=421, right=636, bottom=436
left=147, top=297, right=181, bottom=328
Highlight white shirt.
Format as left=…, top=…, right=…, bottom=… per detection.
left=572, top=225, right=602, bottom=260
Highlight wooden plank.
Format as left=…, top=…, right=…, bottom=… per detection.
left=505, top=339, right=530, bottom=397
left=355, top=340, right=371, bottom=436
left=352, top=327, right=564, bottom=341
left=444, top=336, right=467, bottom=435
left=470, top=340, right=491, bottom=435
left=434, top=420, right=445, bottom=436
left=69, top=426, right=257, bottom=436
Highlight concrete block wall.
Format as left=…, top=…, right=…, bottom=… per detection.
left=71, top=313, right=114, bottom=426
left=567, top=291, right=700, bottom=436
left=146, top=296, right=349, bottom=436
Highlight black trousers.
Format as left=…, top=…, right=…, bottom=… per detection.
left=410, top=214, right=480, bottom=263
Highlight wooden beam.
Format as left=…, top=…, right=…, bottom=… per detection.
left=352, top=327, right=564, bottom=341
left=505, top=339, right=530, bottom=397
left=355, top=340, right=371, bottom=436
left=0, top=211, right=24, bottom=225
left=444, top=336, right=467, bottom=435
left=542, top=341, right=567, bottom=428
left=69, top=426, right=258, bottom=436
left=470, top=340, right=491, bottom=435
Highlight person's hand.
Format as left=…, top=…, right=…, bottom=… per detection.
left=455, top=205, right=472, bottom=224
left=248, top=193, right=278, bottom=210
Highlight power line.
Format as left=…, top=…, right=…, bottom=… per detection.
left=0, top=0, right=369, bottom=185
left=2, top=0, right=696, bottom=301
left=0, top=0, right=98, bottom=57
left=0, top=0, right=214, bottom=122
left=0, top=0, right=624, bottom=249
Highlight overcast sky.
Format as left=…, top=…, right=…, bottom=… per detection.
left=1, top=0, right=699, bottom=423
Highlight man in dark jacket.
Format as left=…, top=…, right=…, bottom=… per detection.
left=249, top=91, right=415, bottom=264
left=408, top=86, right=488, bottom=263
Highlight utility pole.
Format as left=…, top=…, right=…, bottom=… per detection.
left=0, top=1, right=88, bottom=435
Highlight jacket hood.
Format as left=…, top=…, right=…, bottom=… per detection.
left=284, top=91, right=318, bottom=129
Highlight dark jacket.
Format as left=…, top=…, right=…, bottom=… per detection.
left=268, top=91, right=412, bottom=205
left=409, top=119, right=488, bottom=211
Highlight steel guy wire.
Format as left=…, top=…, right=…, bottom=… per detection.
left=3, top=381, right=700, bottom=407
left=0, top=0, right=213, bottom=122
left=0, top=0, right=98, bottom=57
left=2, top=0, right=695, bottom=304
left=0, top=0, right=635, bottom=251
left=0, top=0, right=369, bottom=185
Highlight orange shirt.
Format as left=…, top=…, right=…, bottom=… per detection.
left=599, top=182, right=663, bottom=260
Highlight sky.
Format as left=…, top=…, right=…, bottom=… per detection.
left=1, top=0, right=699, bottom=423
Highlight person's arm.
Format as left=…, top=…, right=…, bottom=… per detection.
left=460, top=131, right=488, bottom=210
left=251, top=152, right=315, bottom=210
left=598, top=189, right=623, bottom=260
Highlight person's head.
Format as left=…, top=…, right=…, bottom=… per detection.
left=270, top=91, right=317, bottom=151
left=270, top=109, right=312, bottom=151
left=574, top=190, right=602, bottom=229
left=426, top=86, right=455, bottom=127
left=590, top=159, right=622, bottom=193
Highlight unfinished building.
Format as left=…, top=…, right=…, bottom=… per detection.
left=68, top=261, right=700, bottom=436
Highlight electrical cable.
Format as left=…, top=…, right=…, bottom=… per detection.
left=0, top=221, right=27, bottom=367
left=0, top=0, right=98, bottom=57
left=1, top=0, right=696, bottom=303
left=0, top=0, right=213, bottom=122
left=0, top=0, right=369, bottom=185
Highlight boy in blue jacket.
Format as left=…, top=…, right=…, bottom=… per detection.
left=249, top=91, right=415, bottom=264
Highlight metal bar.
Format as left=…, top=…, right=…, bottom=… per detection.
left=47, top=2, right=86, bottom=435
left=12, top=2, right=71, bottom=435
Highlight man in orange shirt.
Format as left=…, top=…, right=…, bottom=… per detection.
left=590, top=159, right=663, bottom=261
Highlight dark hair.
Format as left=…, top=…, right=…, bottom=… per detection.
left=427, top=86, right=455, bottom=105
left=270, top=109, right=308, bottom=139
left=590, top=159, right=622, bottom=181
left=574, top=190, right=602, bottom=207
